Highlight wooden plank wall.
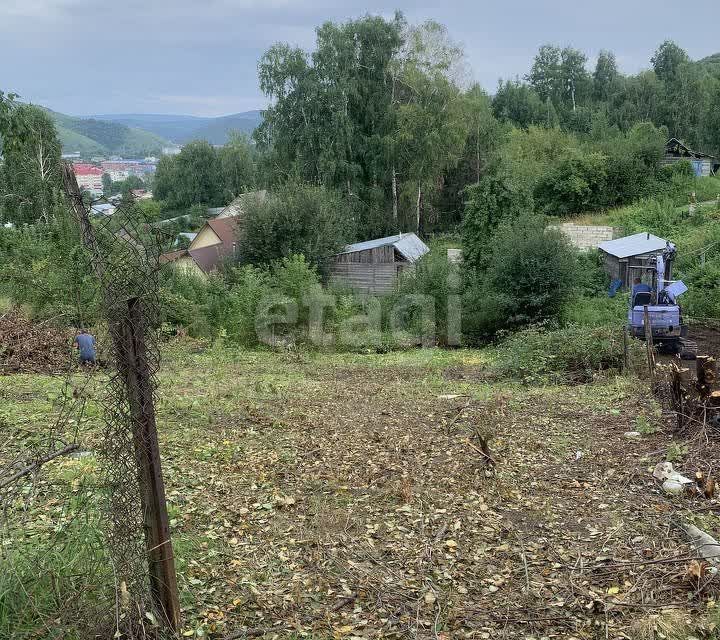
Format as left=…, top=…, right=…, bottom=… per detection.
left=328, top=263, right=400, bottom=294
left=661, top=155, right=712, bottom=177
left=333, top=246, right=396, bottom=264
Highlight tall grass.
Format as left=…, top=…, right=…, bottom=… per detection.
left=0, top=514, right=112, bottom=639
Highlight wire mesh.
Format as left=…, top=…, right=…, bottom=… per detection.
left=63, top=168, right=179, bottom=636
left=1, top=167, right=178, bottom=638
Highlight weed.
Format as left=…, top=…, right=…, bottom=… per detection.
left=666, top=441, right=689, bottom=462
left=635, top=415, right=658, bottom=435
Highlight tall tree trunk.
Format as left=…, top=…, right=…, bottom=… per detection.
left=416, top=182, right=422, bottom=235
left=475, top=123, right=481, bottom=183
left=392, top=167, right=398, bottom=223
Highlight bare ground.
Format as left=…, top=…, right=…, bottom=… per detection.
left=151, top=348, right=720, bottom=639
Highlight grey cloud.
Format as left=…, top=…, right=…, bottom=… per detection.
left=0, top=0, right=717, bottom=116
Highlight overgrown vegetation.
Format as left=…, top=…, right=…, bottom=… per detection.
left=1, top=23, right=719, bottom=341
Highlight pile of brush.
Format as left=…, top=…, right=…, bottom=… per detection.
left=0, top=309, right=73, bottom=375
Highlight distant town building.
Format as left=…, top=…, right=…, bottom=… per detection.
left=100, top=160, right=155, bottom=178
left=162, top=146, right=182, bottom=156
left=106, top=169, right=130, bottom=182
left=72, top=163, right=104, bottom=193
left=90, top=203, right=116, bottom=216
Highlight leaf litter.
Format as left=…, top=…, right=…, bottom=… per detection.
left=149, top=351, right=720, bottom=639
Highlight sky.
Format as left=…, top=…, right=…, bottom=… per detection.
left=1, top=0, right=718, bottom=118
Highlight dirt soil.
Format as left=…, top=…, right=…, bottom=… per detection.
left=151, top=351, right=720, bottom=639
left=691, top=324, right=720, bottom=360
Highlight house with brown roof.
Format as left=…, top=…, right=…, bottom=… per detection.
left=160, top=216, right=242, bottom=277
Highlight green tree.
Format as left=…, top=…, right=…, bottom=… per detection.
left=527, top=45, right=562, bottom=103
left=461, top=171, right=533, bottom=271
left=239, top=182, right=354, bottom=267
left=440, top=86, right=507, bottom=224
left=593, top=50, right=619, bottom=101
left=463, top=214, right=578, bottom=337
left=651, top=41, right=690, bottom=83
left=533, top=150, right=608, bottom=216
left=392, top=20, right=470, bottom=234
left=492, top=79, right=544, bottom=128
left=0, top=104, right=63, bottom=224
left=256, top=14, right=403, bottom=203
left=559, top=47, right=590, bottom=111
left=101, top=173, right=113, bottom=195
left=218, top=132, right=256, bottom=200
left=154, top=140, right=223, bottom=210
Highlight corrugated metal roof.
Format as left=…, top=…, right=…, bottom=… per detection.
left=338, top=232, right=429, bottom=263
left=598, top=232, right=668, bottom=259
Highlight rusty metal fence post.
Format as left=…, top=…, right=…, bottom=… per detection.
left=61, top=163, right=180, bottom=633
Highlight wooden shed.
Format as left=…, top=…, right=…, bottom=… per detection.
left=663, top=138, right=718, bottom=177
left=598, top=232, right=670, bottom=288
left=327, top=233, right=429, bottom=294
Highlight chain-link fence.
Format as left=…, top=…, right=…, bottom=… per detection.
left=0, top=165, right=180, bottom=639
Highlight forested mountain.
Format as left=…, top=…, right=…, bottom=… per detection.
left=46, top=109, right=169, bottom=156
left=89, top=111, right=263, bottom=145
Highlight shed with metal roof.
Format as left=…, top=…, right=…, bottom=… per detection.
left=598, top=232, right=670, bottom=287
left=327, top=232, right=430, bottom=294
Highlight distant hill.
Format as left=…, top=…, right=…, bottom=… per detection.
left=89, top=111, right=263, bottom=145
left=699, top=52, right=720, bottom=76
left=46, top=109, right=168, bottom=157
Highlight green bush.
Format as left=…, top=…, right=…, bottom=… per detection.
left=679, top=260, right=720, bottom=319
left=461, top=171, right=533, bottom=271
left=463, top=213, right=580, bottom=340
left=239, top=182, right=355, bottom=268
left=491, top=323, right=641, bottom=384
left=563, top=295, right=627, bottom=327
left=0, top=511, right=111, bottom=638
left=574, top=249, right=610, bottom=297
left=0, top=214, right=99, bottom=324
left=694, top=176, right=720, bottom=203
left=391, top=250, right=461, bottom=346
left=534, top=150, right=608, bottom=216
left=613, top=197, right=683, bottom=237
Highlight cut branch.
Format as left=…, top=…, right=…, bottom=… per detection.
left=0, top=443, right=79, bottom=489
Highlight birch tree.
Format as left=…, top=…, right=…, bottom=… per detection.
left=0, top=104, right=63, bottom=225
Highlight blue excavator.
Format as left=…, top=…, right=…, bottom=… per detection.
left=627, top=241, right=689, bottom=355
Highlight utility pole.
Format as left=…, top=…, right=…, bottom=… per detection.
left=61, top=164, right=181, bottom=631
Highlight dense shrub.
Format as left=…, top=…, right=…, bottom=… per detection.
left=574, top=249, right=610, bottom=297
left=463, top=213, right=579, bottom=340
left=461, top=171, right=533, bottom=271
left=613, top=197, right=683, bottom=237
left=491, top=323, right=642, bottom=384
left=562, top=295, right=627, bottom=327
left=0, top=216, right=99, bottom=324
left=678, top=260, right=720, bottom=319
left=161, top=255, right=324, bottom=347
left=239, top=182, right=355, bottom=268
left=534, top=150, right=608, bottom=216
left=391, top=251, right=461, bottom=347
